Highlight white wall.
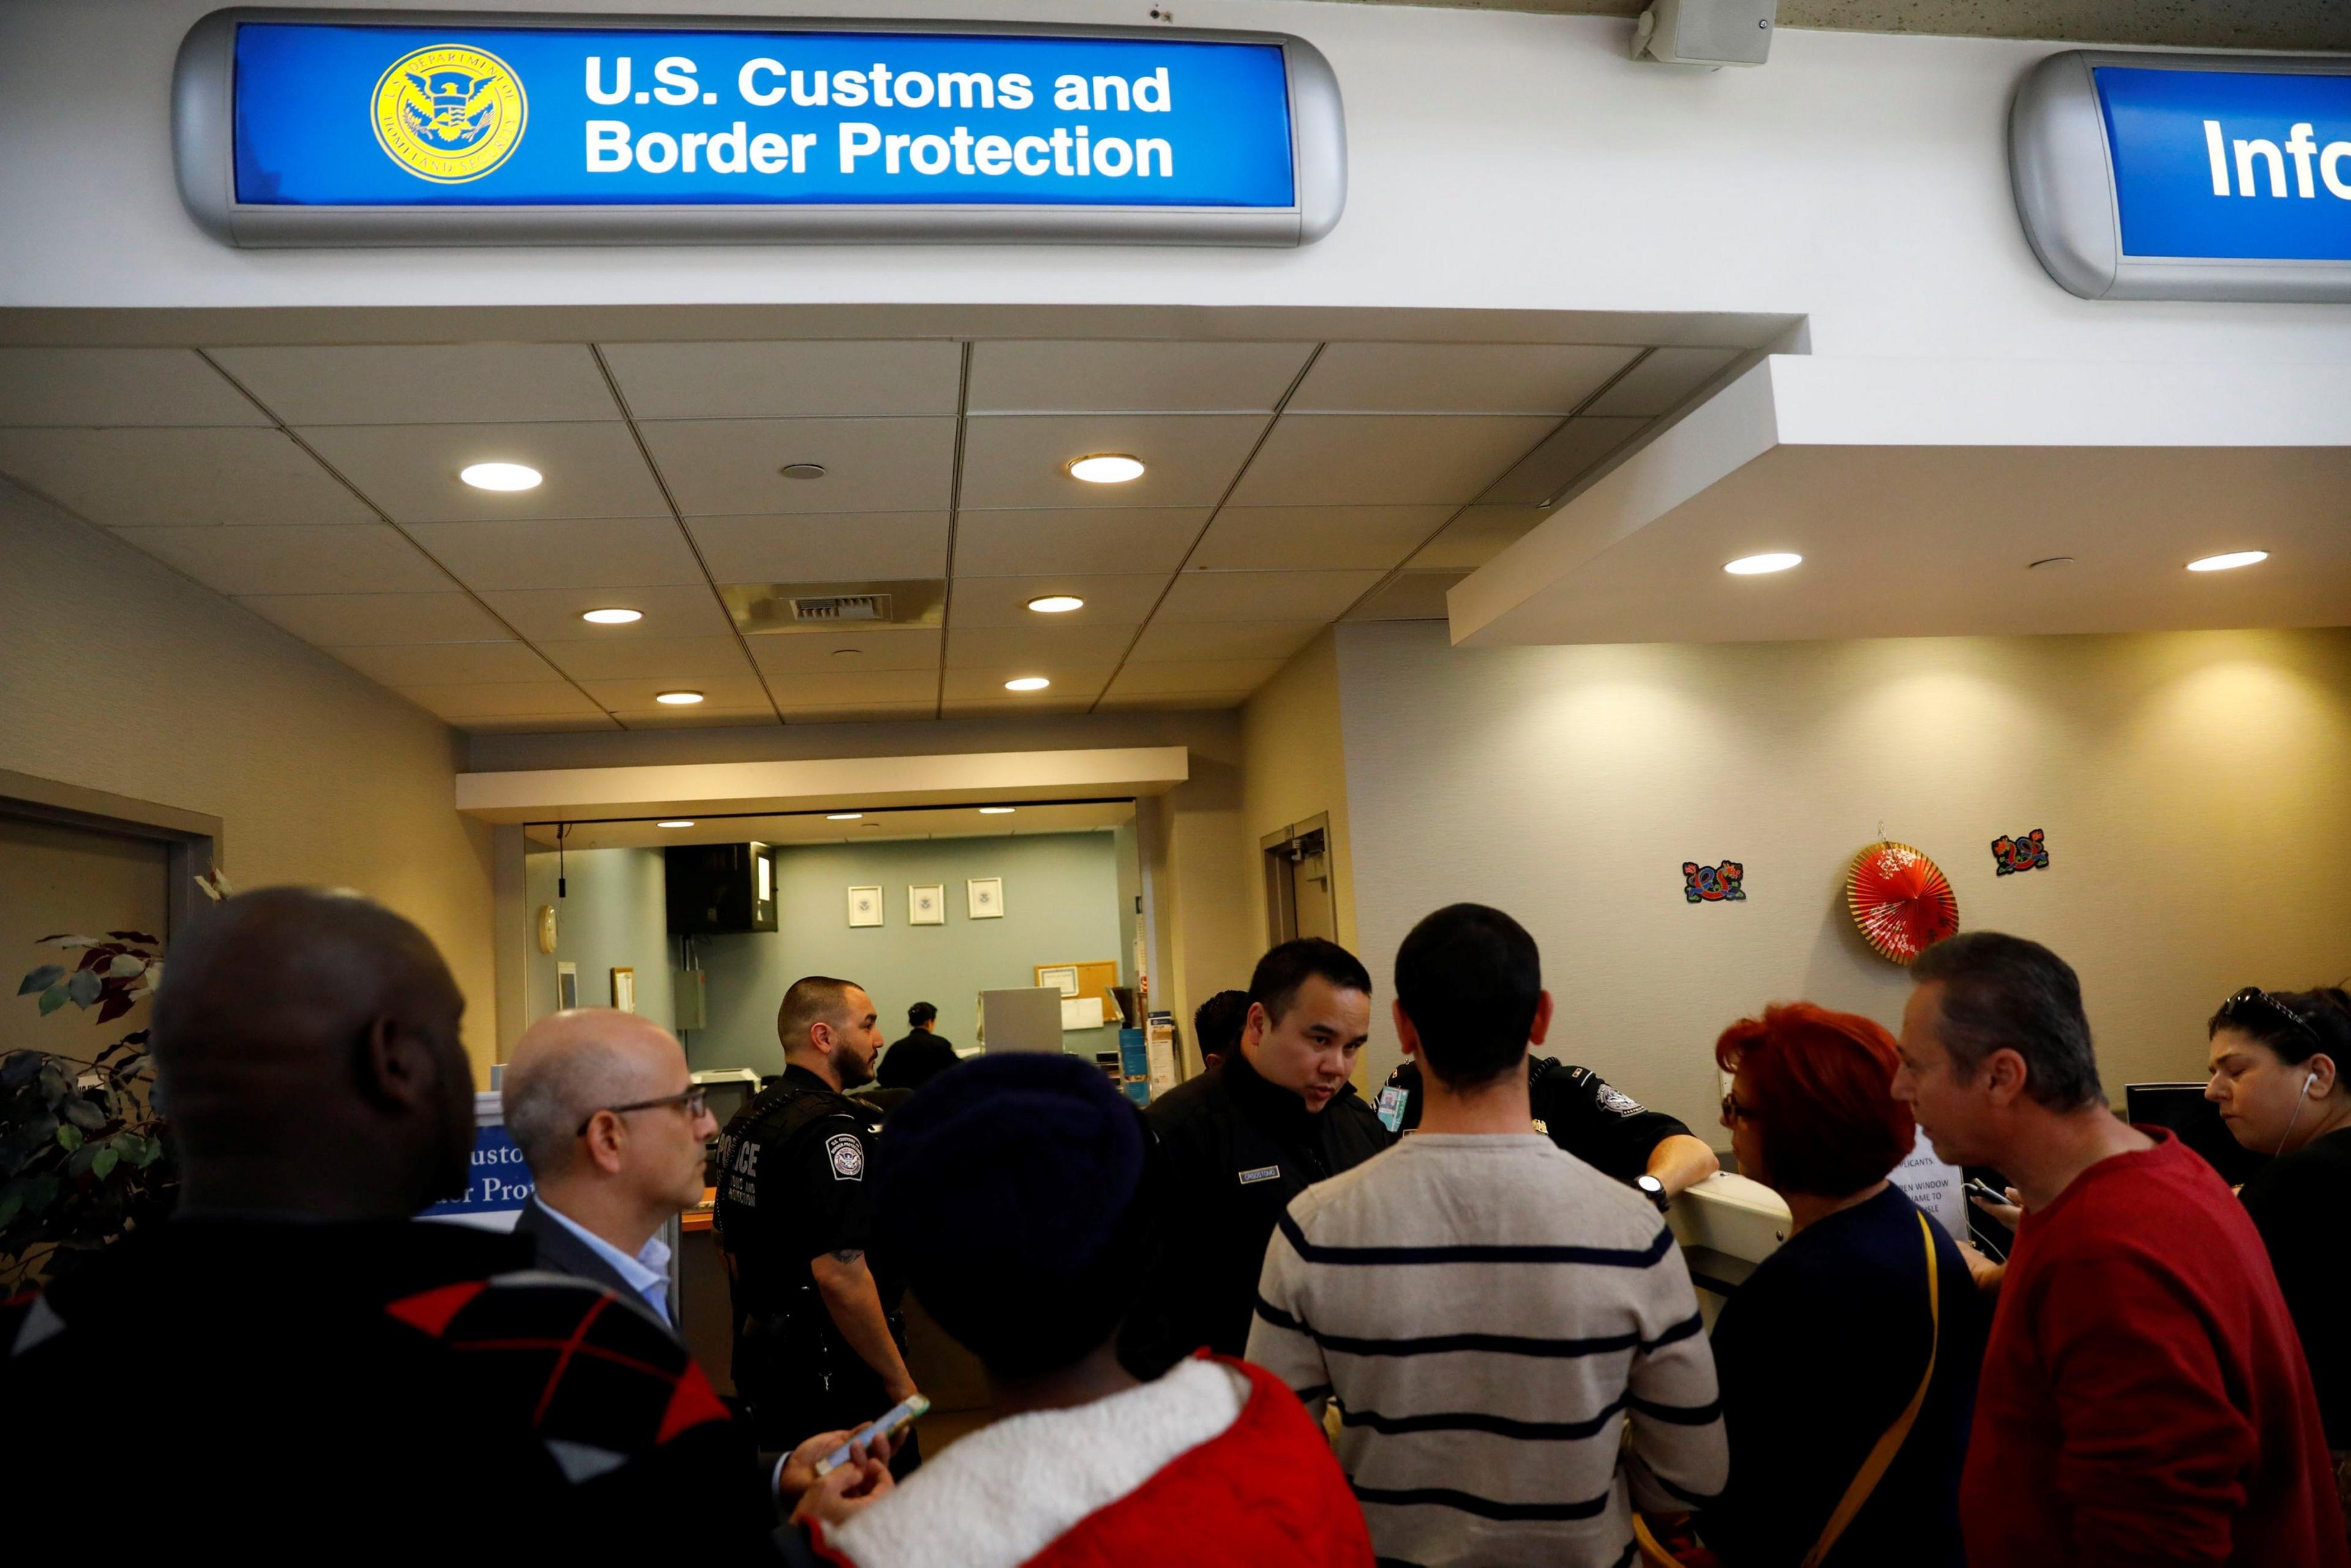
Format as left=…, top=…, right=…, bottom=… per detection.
left=5, top=0, right=2349, bottom=369
left=523, top=845, right=677, bottom=1030
left=1334, top=620, right=2351, bottom=1139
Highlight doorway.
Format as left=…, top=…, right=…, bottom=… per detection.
left=1262, top=814, right=1338, bottom=947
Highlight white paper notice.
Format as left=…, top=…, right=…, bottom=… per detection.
left=1060, top=996, right=1105, bottom=1032
left=1888, top=1129, right=1968, bottom=1240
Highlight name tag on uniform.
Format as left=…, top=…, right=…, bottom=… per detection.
left=1237, top=1165, right=1281, bottom=1185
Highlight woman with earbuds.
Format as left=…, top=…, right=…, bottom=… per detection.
left=2206, top=984, right=2351, bottom=1538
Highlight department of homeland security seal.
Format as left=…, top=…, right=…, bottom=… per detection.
left=372, top=43, right=527, bottom=184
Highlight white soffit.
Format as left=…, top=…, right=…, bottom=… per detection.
left=456, top=744, right=1191, bottom=823
left=1449, top=356, right=2351, bottom=648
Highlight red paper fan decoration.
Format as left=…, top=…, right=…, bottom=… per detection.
left=1847, top=841, right=1959, bottom=964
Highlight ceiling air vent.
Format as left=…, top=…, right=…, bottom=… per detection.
left=720, top=579, right=948, bottom=636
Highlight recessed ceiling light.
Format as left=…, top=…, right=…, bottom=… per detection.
left=656, top=819, right=695, bottom=828
left=780, top=462, right=827, bottom=479
left=459, top=462, right=542, bottom=492
left=654, top=690, right=704, bottom=705
left=1723, top=552, right=1804, bottom=576
left=831, top=647, right=863, bottom=659
left=1004, top=676, right=1051, bottom=691
left=978, top=806, right=1016, bottom=815
left=2187, top=550, right=2268, bottom=572
left=2027, top=557, right=2075, bottom=571
left=1027, top=595, right=1086, bottom=614
left=827, top=812, right=863, bottom=820
left=580, top=607, right=643, bottom=625
left=1066, top=454, right=1145, bottom=484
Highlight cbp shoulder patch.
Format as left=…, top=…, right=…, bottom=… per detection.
left=825, top=1132, right=865, bottom=1181
left=1595, top=1083, right=1646, bottom=1117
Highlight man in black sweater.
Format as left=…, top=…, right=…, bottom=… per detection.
left=1120, top=939, right=1391, bottom=1377
left=876, top=1000, right=960, bottom=1092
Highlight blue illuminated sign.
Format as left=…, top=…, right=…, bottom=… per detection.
left=174, top=11, right=1343, bottom=246
left=2095, top=67, right=2351, bottom=262
left=422, top=1119, right=534, bottom=1218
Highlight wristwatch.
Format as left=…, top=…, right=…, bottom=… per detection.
left=1636, top=1174, right=1671, bottom=1214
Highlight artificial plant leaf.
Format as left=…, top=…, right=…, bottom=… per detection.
left=107, top=931, right=161, bottom=946
left=66, top=969, right=103, bottom=1007
left=1, top=1051, right=40, bottom=1086
left=61, top=1097, right=107, bottom=1131
left=95, top=991, right=135, bottom=1026
left=17, top=966, right=64, bottom=996
left=66, top=1140, right=97, bottom=1176
left=55, top=1123, right=83, bottom=1153
left=37, top=1065, right=69, bottom=1104
left=38, top=986, right=67, bottom=1016
left=91, top=1148, right=118, bottom=1182
left=34, top=934, right=103, bottom=948
left=104, top=955, right=145, bottom=980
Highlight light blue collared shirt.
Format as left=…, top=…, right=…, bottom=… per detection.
left=536, top=1199, right=673, bottom=1326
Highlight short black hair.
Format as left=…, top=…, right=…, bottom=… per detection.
left=1249, top=938, right=1371, bottom=1024
left=1394, top=904, right=1541, bottom=1090
left=1909, top=931, right=2102, bottom=1111
left=2208, top=986, right=2351, bottom=1068
left=1193, top=990, right=1251, bottom=1060
left=907, top=1000, right=939, bottom=1028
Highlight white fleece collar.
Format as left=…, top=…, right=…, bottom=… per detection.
left=825, top=1357, right=1249, bottom=1568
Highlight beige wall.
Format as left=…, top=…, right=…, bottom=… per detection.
left=1242, top=628, right=1360, bottom=953
left=1336, top=620, right=2351, bottom=1141
left=0, top=482, right=498, bottom=1076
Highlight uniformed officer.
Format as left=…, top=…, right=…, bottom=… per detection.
left=1120, top=939, right=1392, bottom=1378
left=1376, top=1053, right=1719, bottom=1209
left=713, top=975, right=921, bottom=1461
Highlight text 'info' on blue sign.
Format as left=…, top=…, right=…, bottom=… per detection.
left=230, top=22, right=1297, bottom=209
left=2095, top=66, right=2351, bottom=262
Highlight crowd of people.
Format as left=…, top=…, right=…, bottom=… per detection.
left=2, top=883, right=2346, bottom=1567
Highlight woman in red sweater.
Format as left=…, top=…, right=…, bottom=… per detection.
left=797, top=1052, right=1374, bottom=1568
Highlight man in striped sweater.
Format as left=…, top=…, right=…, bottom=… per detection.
left=1247, top=902, right=1727, bottom=1568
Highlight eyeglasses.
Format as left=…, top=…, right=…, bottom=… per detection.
left=1720, top=1092, right=1758, bottom=1125
left=577, top=1084, right=707, bottom=1137
left=2216, top=988, right=2322, bottom=1048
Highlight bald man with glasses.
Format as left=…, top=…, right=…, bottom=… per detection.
left=503, top=1009, right=720, bottom=1332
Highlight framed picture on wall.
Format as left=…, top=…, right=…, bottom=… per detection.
left=848, top=885, right=883, bottom=928
left=968, top=877, right=1004, bottom=919
left=909, top=885, right=945, bottom=926
left=610, top=967, right=636, bottom=1014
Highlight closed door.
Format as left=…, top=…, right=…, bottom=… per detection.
left=1262, top=816, right=1337, bottom=948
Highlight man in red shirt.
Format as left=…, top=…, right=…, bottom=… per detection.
left=1892, top=930, right=2347, bottom=1567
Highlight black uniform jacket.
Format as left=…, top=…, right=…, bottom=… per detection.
left=1379, top=1056, right=1694, bottom=1184
left=1120, top=1049, right=1392, bottom=1378
left=714, top=1063, right=897, bottom=1322
left=876, top=1030, right=960, bottom=1092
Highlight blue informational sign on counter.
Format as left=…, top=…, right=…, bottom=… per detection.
left=420, top=1094, right=534, bottom=1221
left=172, top=9, right=1346, bottom=247
left=2011, top=51, right=2351, bottom=301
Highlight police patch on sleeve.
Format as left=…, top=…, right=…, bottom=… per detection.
left=1595, top=1082, right=1646, bottom=1117
left=825, top=1132, right=865, bottom=1181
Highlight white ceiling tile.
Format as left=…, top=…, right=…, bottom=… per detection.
left=1095, top=691, right=1252, bottom=712
left=779, top=702, right=940, bottom=724
left=640, top=417, right=954, bottom=516
left=1480, top=418, right=1651, bottom=506
left=947, top=574, right=1169, bottom=628
left=301, top=421, right=665, bottom=522
left=944, top=624, right=1136, bottom=669
left=966, top=340, right=1314, bottom=413
left=1126, top=619, right=1324, bottom=664
left=952, top=508, right=1207, bottom=577
left=210, top=345, right=620, bottom=426
left=1156, top=569, right=1383, bottom=623
left=1104, top=660, right=1286, bottom=697
left=1344, top=571, right=1468, bottom=622
left=118, top=524, right=449, bottom=596
left=618, top=706, right=780, bottom=730
left=477, top=583, right=733, bottom=642
left=689, top=512, right=948, bottom=582
left=1229, top=415, right=1559, bottom=507
left=538, top=636, right=756, bottom=684
left=407, top=517, right=705, bottom=592
left=241, top=591, right=509, bottom=646
left=1188, top=505, right=1453, bottom=571
left=0, top=427, right=374, bottom=526
left=1583, top=348, right=1743, bottom=418
left=959, top=414, right=1263, bottom=509
left=761, top=668, right=940, bottom=708
left=941, top=696, right=1097, bottom=719
left=1292, top=343, right=1640, bottom=415
left=327, top=642, right=552, bottom=686
left=1406, top=506, right=1551, bottom=571
left=582, top=675, right=773, bottom=713
left=602, top=340, right=962, bottom=419
left=461, top=714, right=625, bottom=733
left=942, top=666, right=1114, bottom=702
left=397, top=682, right=607, bottom=720
left=0, top=349, right=269, bottom=427
left=746, top=628, right=941, bottom=675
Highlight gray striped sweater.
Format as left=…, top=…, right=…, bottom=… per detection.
left=1245, top=1133, right=1727, bottom=1568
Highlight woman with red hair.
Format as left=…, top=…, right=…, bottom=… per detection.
left=1690, top=1003, right=1983, bottom=1568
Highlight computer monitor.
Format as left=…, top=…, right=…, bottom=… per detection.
left=2125, top=1082, right=2270, bottom=1188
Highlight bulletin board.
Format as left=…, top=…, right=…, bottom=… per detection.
left=1036, top=961, right=1122, bottom=1029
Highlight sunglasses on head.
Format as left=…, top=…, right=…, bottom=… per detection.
left=2217, top=987, right=2322, bottom=1048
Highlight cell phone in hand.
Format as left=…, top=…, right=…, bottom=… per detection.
left=812, top=1394, right=930, bottom=1477
left=1965, top=1179, right=2012, bottom=1207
